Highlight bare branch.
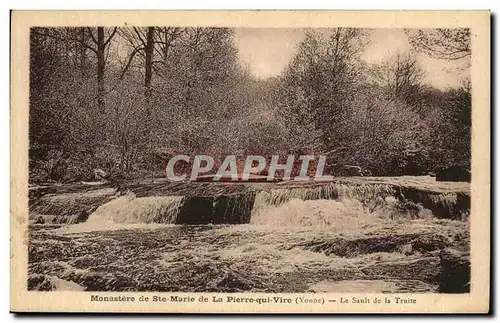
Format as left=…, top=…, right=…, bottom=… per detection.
left=86, top=27, right=98, bottom=45
left=32, top=29, right=97, bottom=54
left=133, top=27, right=147, bottom=48
left=120, top=46, right=144, bottom=79
left=104, top=27, right=118, bottom=47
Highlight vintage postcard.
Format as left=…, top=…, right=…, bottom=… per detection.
left=10, top=10, right=490, bottom=313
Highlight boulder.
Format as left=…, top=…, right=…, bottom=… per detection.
left=439, top=248, right=470, bottom=293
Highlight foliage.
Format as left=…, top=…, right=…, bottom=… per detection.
left=29, top=27, right=471, bottom=182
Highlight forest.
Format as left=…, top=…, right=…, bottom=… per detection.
left=29, top=27, right=471, bottom=182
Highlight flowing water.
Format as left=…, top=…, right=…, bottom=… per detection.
left=28, top=178, right=470, bottom=293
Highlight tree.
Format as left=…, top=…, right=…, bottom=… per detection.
left=87, top=27, right=117, bottom=112
left=406, top=28, right=471, bottom=66
left=278, top=28, right=369, bottom=161
left=30, top=27, right=112, bottom=181
left=371, top=51, right=426, bottom=111
left=426, top=86, right=471, bottom=169
left=349, top=85, right=431, bottom=175
left=118, top=27, right=185, bottom=127
left=113, top=27, right=250, bottom=172
left=29, top=26, right=471, bottom=181
left=32, top=27, right=118, bottom=112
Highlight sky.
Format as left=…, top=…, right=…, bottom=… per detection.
left=233, top=28, right=469, bottom=90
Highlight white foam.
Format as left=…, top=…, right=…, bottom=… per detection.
left=60, top=192, right=184, bottom=233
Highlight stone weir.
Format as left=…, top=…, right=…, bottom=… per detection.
left=29, top=177, right=471, bottom=225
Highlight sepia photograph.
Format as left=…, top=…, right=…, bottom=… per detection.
left=10, top=10, right=490, bottom=313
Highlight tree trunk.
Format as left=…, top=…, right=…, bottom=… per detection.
left=144, top=27, right=155, bottom=179
left=143, top=28, right=154, bottom=137
left=144, top=27, right=154, bottom=116
left=79, top=27, right=87, bottom=75
left=97, top=27, right=105, bottom=113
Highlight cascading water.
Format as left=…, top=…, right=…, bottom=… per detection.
left=52, top=182, right=467, bottom=232
left=85, top=192, right=185, bottom=225
left=72, top=191, right=258, bottom=228
left=250, top=197, right=383, bottom=228
left=247, top=183, right=443, bottom=227
left=31, top=178, right=471, bottom=294
left=249, top=184, right=391, bottom=227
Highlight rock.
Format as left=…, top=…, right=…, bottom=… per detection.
left=361, top=169, right=373, bottom=177
left=336, top=165, right=363, bottom=176
left=77, top=210, right=90, bottom=223
left=436, top=166, right=471, bottom=182
left=28, top=274, right=57, bottom=291
left=439, top=248, right=470, bottom=293
left=34, top=215, right=45, bottom=224
left=94, top=168, right=107, bottom=181
left=399, top=243, right=413, bottom=255
left=29, top=188, right=116, bottom=224
left=361, top=256, right=441, bottom=283
left=299, top=233, right=449, bottom=257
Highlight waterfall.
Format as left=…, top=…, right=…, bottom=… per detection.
left=81, top=191, right=257, bottom=226
left=85, top=192, right=185, bottom=225
left=52, top=182, right=466, bottom=230
left=250, top=183, right=398, bottom=227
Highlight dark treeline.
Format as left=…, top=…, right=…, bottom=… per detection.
left=29, top=27, right=471, bottom=182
